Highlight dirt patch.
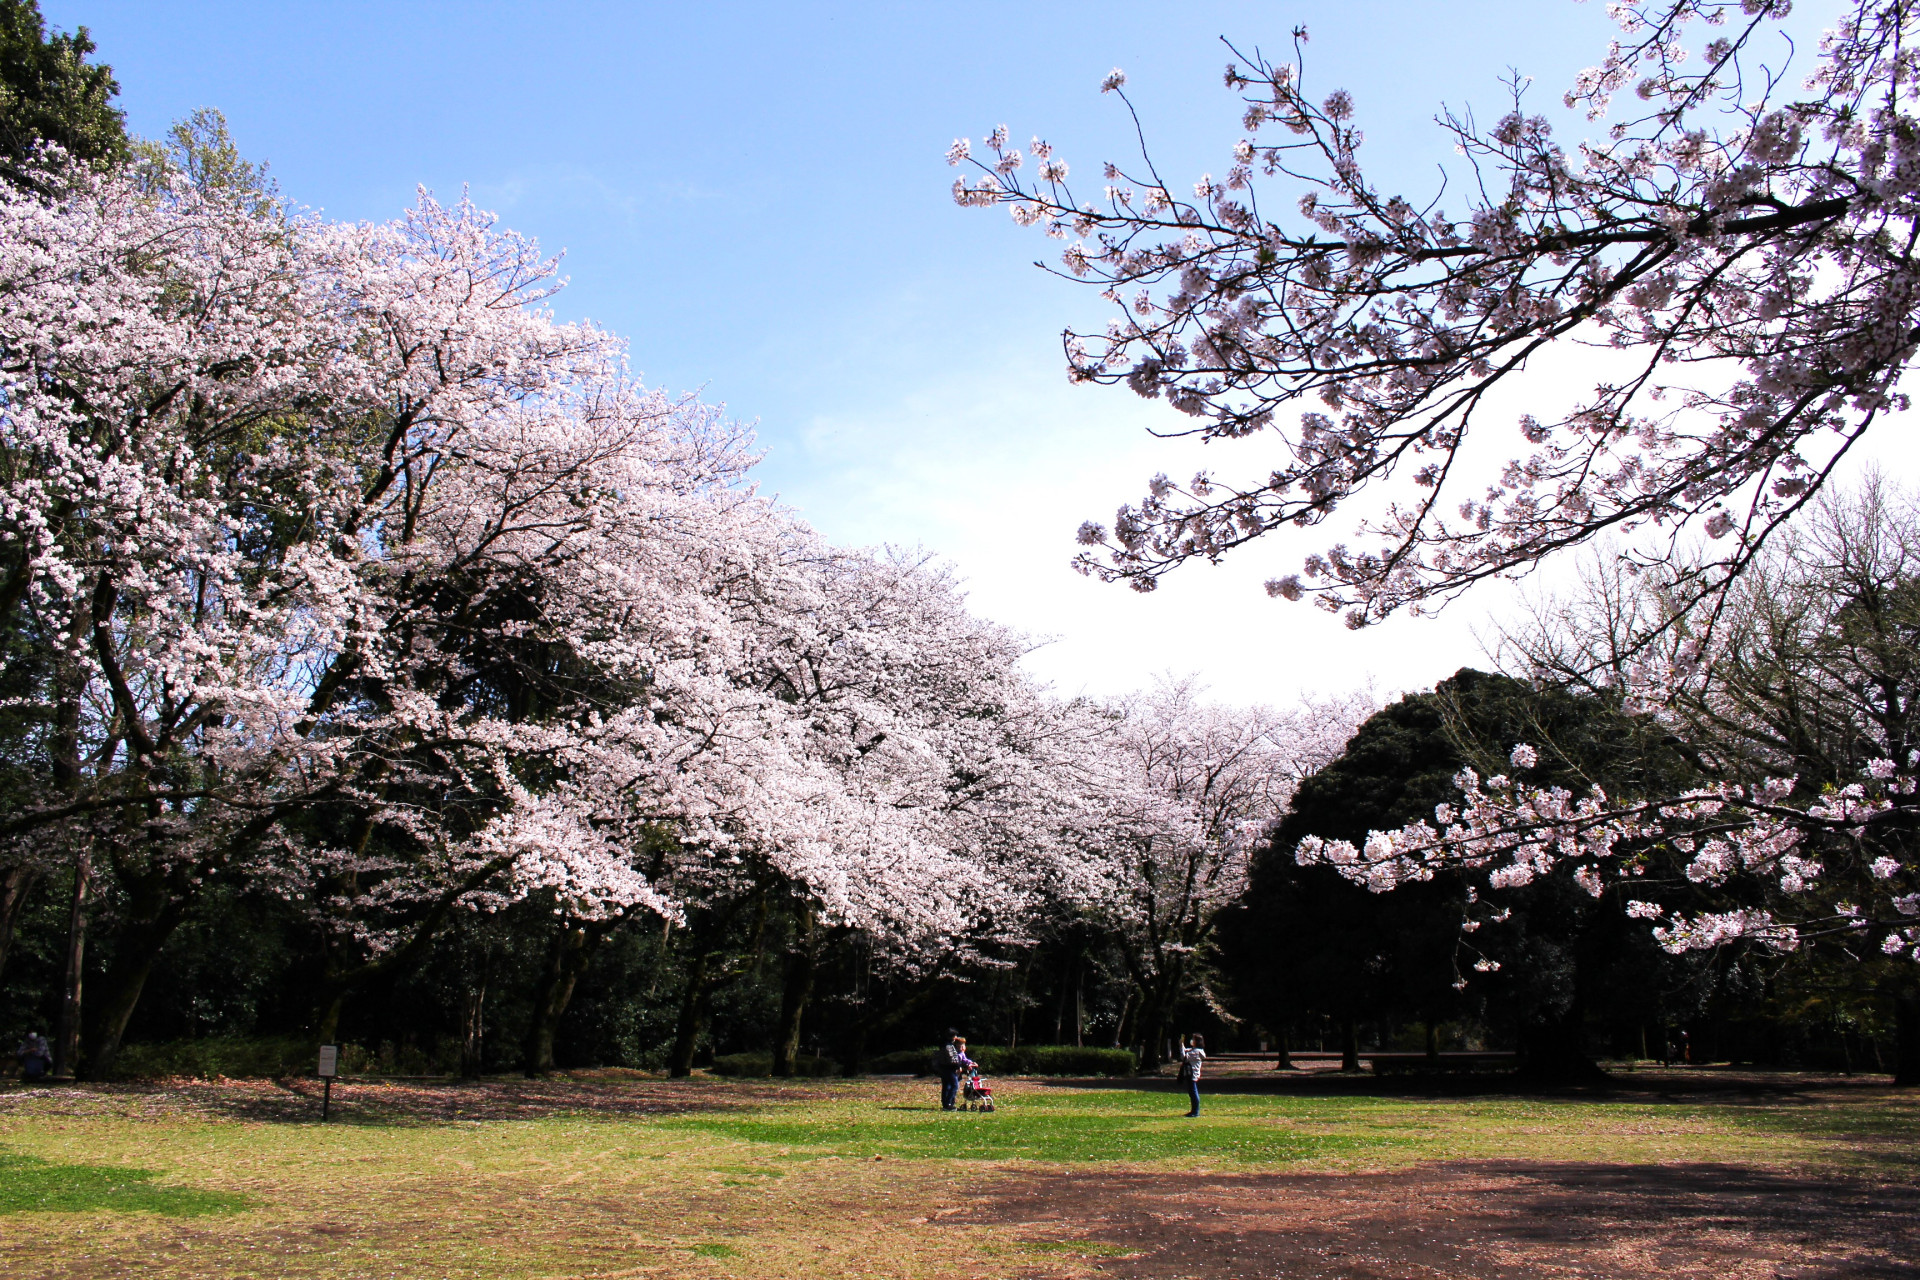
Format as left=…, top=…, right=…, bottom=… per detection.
left=0, top=1074, right=831, bottom=1125
left=964, top=1161, right=1920, bottom=1279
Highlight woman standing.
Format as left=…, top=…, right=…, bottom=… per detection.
left=1179, top=1034, right=1206, bottom=1118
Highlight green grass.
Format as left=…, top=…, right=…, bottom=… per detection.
left=669, top=1106, right=1363, bottom=1164
left=0, top=1073, right=1910, bottom=1279
left=0, top=1149, right=250, bottom=1217
left=664, top=1079, right=1913, bottom=1172
left=1020, top=1239, right=1140, bottom=1258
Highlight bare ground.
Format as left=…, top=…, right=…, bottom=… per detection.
left=965, top=1160, right=1920, bottom=1280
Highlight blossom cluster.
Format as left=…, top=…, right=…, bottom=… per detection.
left=0, top=155, right=1363, bottom=980
left=953, top=1, right=1920, bottom=630
left=1295, top=743, right=1920, bottom=963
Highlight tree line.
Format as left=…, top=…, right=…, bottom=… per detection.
left=0, top=1, right=1361, bottom=1080
left=0, top=0, right=1914, bottom=1085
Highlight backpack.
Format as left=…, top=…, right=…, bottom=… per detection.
left=930, top=1047, right=951, bottom=1076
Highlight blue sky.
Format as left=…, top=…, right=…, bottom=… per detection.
left=47, top=0, right=1849, bottom=705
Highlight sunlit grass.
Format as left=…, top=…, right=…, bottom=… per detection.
left=0, top=1150, right=250, bottom=1216
left=0, top=1073, right=1911, bottom=1279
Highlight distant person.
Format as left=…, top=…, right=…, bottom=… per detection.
left=15, top=1031, right=51, bottom=1082
left=1178, top=1034, right=1206, bottom=1118
left=934, top=1030, right=966, bottom=1110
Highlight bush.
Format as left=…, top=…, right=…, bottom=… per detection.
left=108, top=1036, right=317, bottom=1080
left=863, top=1049, right=937, bottom=1075
left=864, top=1045, right=1137, bottom=1077
left=707, top=1052, right=839, bottom=1078
left=107, top=1036, right=471, bottom=1079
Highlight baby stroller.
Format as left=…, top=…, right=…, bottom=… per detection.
left=959, top=1064, right=996, bottom=1112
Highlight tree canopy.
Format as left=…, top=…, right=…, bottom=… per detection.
left=0, top=0, right=124, bottom=184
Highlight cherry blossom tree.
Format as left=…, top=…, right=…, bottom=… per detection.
left=954, top=0, right=1918, bottom=631
left=1072, top=680, right=1369, bottom=1062
left=0, top=152, right=768, bottom=1071
left=645, top=533, right=1095, bottom=1075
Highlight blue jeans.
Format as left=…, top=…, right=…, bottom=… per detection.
left=940, top=1073, right=958, bottom=1109
left=1185, top=1076, right=1200, bottom=1116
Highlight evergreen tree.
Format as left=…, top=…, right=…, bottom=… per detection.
left=0, top=1, right=126, bottom=185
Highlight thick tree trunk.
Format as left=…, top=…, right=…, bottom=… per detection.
left=1425, top=1020, right=1440, bottom=1066
left=1895, top=994, right=1920, bottom=1088
left=81, top=884, right=190, bottom=1079
left=1273, top=1025, right=1296, bottom=1070
left=525, top=920, right=594, bottom=1076
left=1341, top=1015, right=1360, bottom=1073
left=668, top=949, right=713, bottom=1078
left=314, top=991, right=346, bottom=1045
left=771, top=920, right=816, bottom=1078
left=1517, top=1010, right=1608, bottom=1083
left=52, top=850, right=92, bottom=1077
left=0, top=864, right=37, bottom=993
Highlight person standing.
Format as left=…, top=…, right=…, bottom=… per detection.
left=936, top=1030, right=965, bottom=1111
left=1178, top=1034, right=1206, bottom=1118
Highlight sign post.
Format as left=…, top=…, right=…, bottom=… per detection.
left=317, top=1044, right=338, bottom=1121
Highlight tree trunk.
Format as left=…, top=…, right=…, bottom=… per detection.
left=52, top=850, right=92, bottom=1077
left=1341, top=1015, right=1360, bottom=1073
left=1895, top=994, right=1920, bottom=1088
left=81, top=882, right=191, bottom=1079
left=668, top=948, right=713, bottom=1078
left=460, top=981, right=487, bottom=1079
left=1425, top=1019, right=1440, bottom=1066
left=0, top=865, right=36, bottom=988
left=1073, top=963, right=1085, bottom=1047
left=1112, top=986, right=1137, bottom=1054
left=1517, top=1010, right=1608, bottom=1083
left=524, top=920, right=594, bottom=1076
left=771, top=919, right=816, bottom=1078
left=1273, top=1025, right=1295, bottom=1070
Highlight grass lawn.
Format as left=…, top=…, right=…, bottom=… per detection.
left=0, top=1070, right=1913, bottom=1278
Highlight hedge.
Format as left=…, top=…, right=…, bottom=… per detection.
left=707, top=1052, right=840, bottom=1078
left=107, top=1036, right=320, bottom=1080
left=107, top=1036, right=460, bottom=1079
left=864, top=1045, right=1136, bottom=1077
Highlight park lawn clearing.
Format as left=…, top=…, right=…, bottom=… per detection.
left=0, top=1070, right=1910, bottom=1279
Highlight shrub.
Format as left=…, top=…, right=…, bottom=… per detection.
left=975, top=1045, right=1137, bottom=1076
left=707, top=1052, right=839, bottom=1078
left=864, top=1045, right=1137, bottom=1077
left=108, top=1036, right=317, bottom=1080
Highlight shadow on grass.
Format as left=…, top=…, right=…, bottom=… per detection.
left=44, top=1076, right=800, bottom=1128
left=1051, top=1067, right=1913, bottom=1103
left=970, top=1160, right=1920, bottom=1280
left=0, top=1149, right=250, bottom=1216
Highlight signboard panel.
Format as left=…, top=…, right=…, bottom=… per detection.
left=317, top=1044, right=339, bottom=1078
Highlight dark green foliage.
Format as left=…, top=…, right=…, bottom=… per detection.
left=866, top=1044, right=1137, bottom=1077
left=1222, top=669, right=1707, bottom=1078
left=972, top=1044, right=1138, bottom=1076
left=105, top=1035, right=316, bottom=1080
left=0, top=1, right=126, bottom=182
left=0, top=1149, right=249, bottom=1215
left=709, top=1052, right=839, bottom=1077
